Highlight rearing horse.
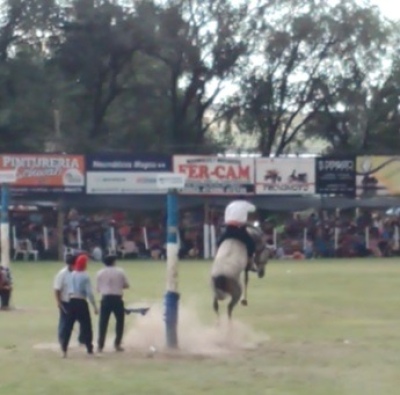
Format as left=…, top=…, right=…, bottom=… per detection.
left=210, top=225, right=270, bottom=320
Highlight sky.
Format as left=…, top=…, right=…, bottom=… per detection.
left=370, top=0, right=400, bottom=20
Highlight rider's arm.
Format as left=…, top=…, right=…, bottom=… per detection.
left=244, top=201, right=256, bottom=213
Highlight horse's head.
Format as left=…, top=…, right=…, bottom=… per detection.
left=247, top=225, right=270, bottom=279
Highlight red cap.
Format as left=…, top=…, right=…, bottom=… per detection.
left=74, top=254, right=88, bottom=272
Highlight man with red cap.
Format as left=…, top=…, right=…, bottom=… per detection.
left=61, top=254, right=98, bottom=358
left=53, top=254, right=84, bottom=346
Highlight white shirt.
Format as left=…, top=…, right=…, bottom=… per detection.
left=96, top=267, right=129, bottom=296
left=53, top=267, right=72, bottom=303
left=224, top=200, right=256, bottom=224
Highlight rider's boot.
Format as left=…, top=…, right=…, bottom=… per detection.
left=246, top=257, right=257, bottom=272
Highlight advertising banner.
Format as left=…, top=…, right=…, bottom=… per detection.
left=255, top=157, right=315, bottom=195
left=0, top=154, right=85, bottom=193
left=356, top=156, right=400, bottom=197
left=173, top=155, right=255, bottom=195
left=86, top=154, right=172, bottom=194
left=315, top=157, right=356, bottom=196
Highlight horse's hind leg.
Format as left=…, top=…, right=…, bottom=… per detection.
left=213, top=297, right=219, bottom=314
left=213, top=297, right=220, bottom=326
left=212, top=276, right=226, bottom=324
left=227, top=281, right=242, bottom=320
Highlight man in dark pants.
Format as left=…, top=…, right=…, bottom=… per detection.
left=96, top=255, right=130, bottom=352
left=0, top=265, right=12, bottom=310
left=53, top=254, right=84, bottom=345
left=62, top=254, right=98, bottom=358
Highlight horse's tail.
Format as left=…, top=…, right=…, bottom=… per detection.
left=212, top=275, right=228, bottom=301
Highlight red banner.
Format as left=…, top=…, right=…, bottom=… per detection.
left=0, top=154, right=85, bottom=192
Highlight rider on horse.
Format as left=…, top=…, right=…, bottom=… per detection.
left=217, top=199, right=257, bottom=269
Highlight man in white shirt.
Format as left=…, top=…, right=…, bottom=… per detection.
left=53, top=254, right=84, bottom=346
left=96, top=255, right=130, bottom=352
left=217, top=199, right=257, bottom=261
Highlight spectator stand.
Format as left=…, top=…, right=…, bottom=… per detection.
left=5, top=202, right=400, bottom=263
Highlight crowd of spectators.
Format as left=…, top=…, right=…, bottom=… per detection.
left=8, top=206, right=400, bottom=261
left=263, top=211, right=400, bottom=260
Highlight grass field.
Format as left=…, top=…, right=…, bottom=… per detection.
left=1, top=258, right=400, bottom=395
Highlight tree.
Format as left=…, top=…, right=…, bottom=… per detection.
left=304, top=68, right=400, bottom=155
left=305, top=20, right=400, bottom=155
left=141, top=0, right=259, bottom=153
left=228, top=0, right=390, bottom=156
left=0, top=0, right=60, bottom=152
left=50, top=0, right=157, bottom=152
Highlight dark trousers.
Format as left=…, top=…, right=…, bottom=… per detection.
left=0, top=289, right=11, bottom=308
left=58, top=302, right=84, bottom=345
left=217, top=225, right=256, bottom=257
left=61, top=298, right=93, bottom=354
left=98, top=295, right=125, bottom=350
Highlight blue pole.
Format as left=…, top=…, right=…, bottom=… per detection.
left=164, top=189, right=180, bottom=349
left=1, top=184, right=10, bottom=268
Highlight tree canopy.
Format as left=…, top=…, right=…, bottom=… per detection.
left=0, top=0, right=397, bottom=156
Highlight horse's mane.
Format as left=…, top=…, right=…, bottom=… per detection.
left=246, top=225, right=265, bottom=250
left=246, top=226, right=270, bottom=267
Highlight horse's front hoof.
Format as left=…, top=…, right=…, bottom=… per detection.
left=241, top=299, right=248, bottom=306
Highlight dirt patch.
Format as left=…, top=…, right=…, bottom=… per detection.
left=123, top=303, right=269, bottom=358
left=33, top=342, right=81, bottom=351
left=33, top=302, right=269, bottom=359
left=1, top=306, right=53, bottom=314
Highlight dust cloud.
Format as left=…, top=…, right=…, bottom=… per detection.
left=33, top=301, right=269, bottom=358
left=122, top=301, right=269, bottom=357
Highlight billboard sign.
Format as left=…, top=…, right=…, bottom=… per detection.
left=316, top=157, right=356, bottom=196
left=255, top=157, right=315, bottom=195
left=356, top=156, right=400, bottom=197
left=86, top=154, right=172, bottom=194
left=0, top=154, right=85, bottom=193
left=173, top=155, right=255, bottom=195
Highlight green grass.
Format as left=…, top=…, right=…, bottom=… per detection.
left=1, top=258, right=400, bottom=395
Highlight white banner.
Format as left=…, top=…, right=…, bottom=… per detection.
left=173, top=155, right=255, bottom=195
left=87, top=172, right=168, bottom=194
left=255, top=158, right=315, bottom=195
left=0, top=169, right=17, bottom=183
